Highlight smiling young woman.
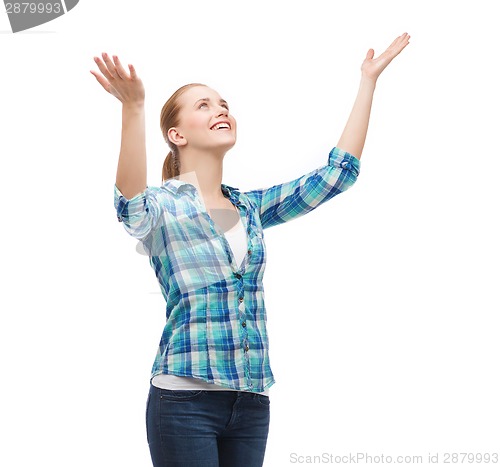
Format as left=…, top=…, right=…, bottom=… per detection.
left=160, top=84, right=238, bottom=209
left=91, top=32, right=410, bottom=467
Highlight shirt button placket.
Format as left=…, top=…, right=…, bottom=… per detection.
left=238, top=295, right=246, bottom=329
left=243, top=333, right=252, bottom=389
left=236, top=279, right=251, bottom=386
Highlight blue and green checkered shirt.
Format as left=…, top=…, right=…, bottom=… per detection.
left=114, top=147, right=360, bottom=392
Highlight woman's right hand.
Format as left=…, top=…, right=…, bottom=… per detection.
left=90, top=53, right=145, bottom=105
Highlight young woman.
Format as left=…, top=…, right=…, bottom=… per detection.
left=91, top=32, right=410, bottom=467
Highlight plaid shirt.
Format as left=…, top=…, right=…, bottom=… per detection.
left=114, top=147, right=361, bottom=392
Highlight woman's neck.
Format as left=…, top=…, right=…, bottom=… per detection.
left=177, top=148, right=227, bottom=203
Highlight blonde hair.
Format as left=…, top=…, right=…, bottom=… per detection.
left=160, top=83, right=206, bottom=183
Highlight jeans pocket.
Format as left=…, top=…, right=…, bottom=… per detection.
left=159, top=389, right=205, bottom=401
left=256, top=394, right=270, bottom=407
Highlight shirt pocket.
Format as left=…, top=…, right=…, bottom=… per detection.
left=168, top=227, right=232, bottom=292
left=248, top=228, right=266, bottom=269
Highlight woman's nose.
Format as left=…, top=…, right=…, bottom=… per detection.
left=216, top=106, right=228, bottom=117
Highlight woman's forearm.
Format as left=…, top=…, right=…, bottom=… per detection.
left=336, top=76, right=376, bottom=160
left=115, top=102, right=147, bottom=199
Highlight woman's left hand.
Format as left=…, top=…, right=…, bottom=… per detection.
left=361, top=32, right=410, bottom=82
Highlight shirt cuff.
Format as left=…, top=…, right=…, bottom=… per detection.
left=114, top=183, right=149, bottom=223
left=328, top=147, right=361, bottom=177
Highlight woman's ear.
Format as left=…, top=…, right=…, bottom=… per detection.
left=167, top=127, right=187, bottom=147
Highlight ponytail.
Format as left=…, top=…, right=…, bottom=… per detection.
left=160, top=83, right=206, bottom=184
left=162, top=150, right=180, bottom=183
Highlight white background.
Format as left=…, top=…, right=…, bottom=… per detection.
left=1, top=0, right=499, bottom=465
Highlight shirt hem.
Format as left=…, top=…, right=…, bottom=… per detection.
left=150, top=370, right=275, bottom=394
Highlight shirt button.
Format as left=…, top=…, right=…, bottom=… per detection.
left=242, top=322, right=246, bottom=328
left=244, top=345, right=249, bottom=351
left=238, top=297, right=244, bottom=303
left=247, top=249, right=252, bottom=256
left=234, top=272, right=242, bottom=279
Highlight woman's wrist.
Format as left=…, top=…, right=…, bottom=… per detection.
left=122, top=100, right=145, bottom=112
left=360, top=73, right=377, bottom=89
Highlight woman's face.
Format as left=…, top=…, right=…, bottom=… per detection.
left=172, top=85, right=237, bottom=154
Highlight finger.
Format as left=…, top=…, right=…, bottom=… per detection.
left=390, top=33, right=407, bottom=48
left=387, top=33, right=410, bottom=54
left=388, top=35, right=400, bottom=48
left=94, top=55, right=115, bottom=82
left=112, top=55, right=129, bottom=80
left=90, top=70, right=112, bottom=93
left=101, top=52, right=119, bottom=79
left=128, top=63, right=137, bottom=80
left=396, top=34, right=410, bottom=50
left=366, top=48, right=375, bottom=60
left=398, top=33, right=410, bottom=45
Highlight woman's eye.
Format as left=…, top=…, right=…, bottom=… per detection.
left=199, top=102, right=208, bottom=108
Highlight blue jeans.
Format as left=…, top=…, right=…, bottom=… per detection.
left=146, top=382, right=271, bottom=467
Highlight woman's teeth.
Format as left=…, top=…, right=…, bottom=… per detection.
left=211, top=123, right=230, bottom=130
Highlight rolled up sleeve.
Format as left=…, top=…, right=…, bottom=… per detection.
left=329, top=146, right=360, bottom=178
left=114, top=184, right=162, bottom=240
left=244, top=147, right=361, bottom=230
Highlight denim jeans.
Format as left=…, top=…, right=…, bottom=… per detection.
left=146, top=382, right=271, bottom=467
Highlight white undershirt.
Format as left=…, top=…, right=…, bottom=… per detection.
left=152, top=210, right=270, bottom=396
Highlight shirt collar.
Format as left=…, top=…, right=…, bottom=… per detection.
left=162, top=178, right=241, bottom=201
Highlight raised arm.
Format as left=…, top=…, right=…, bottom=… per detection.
left=91, top=54, right=161, bottom=240
left=91, top=53, right=147, bottom=199
left=337, top=32, right=410, bottom=159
